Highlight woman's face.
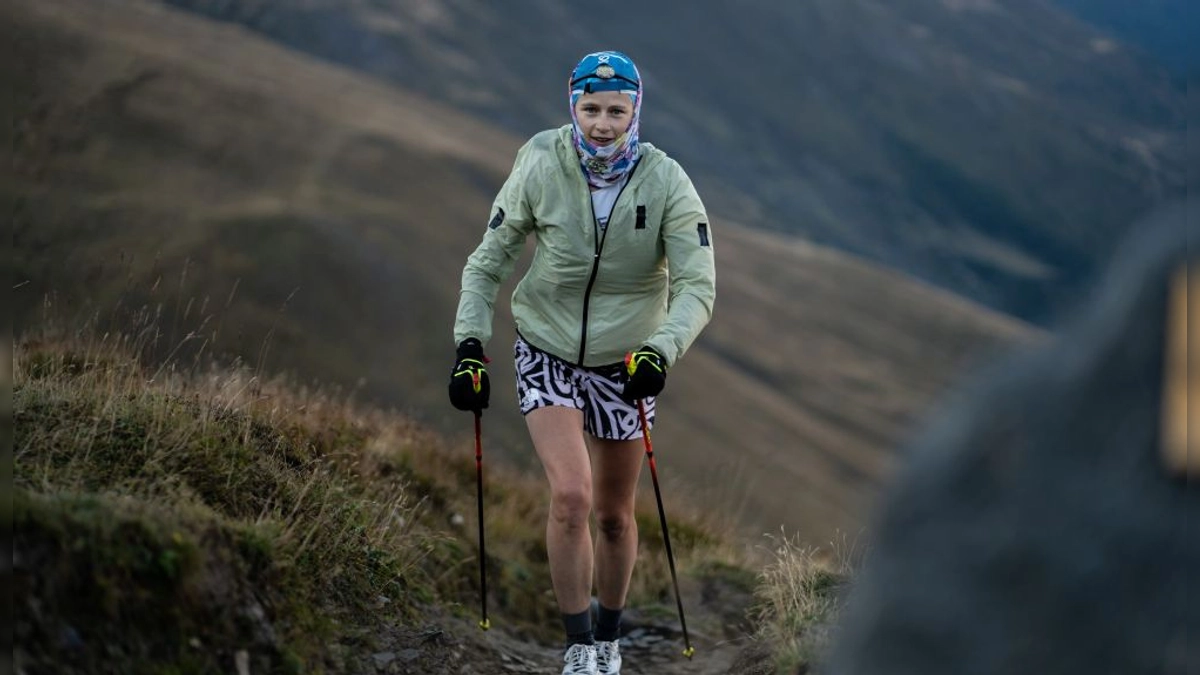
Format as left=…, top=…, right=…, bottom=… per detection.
left=573, top=91, right=634, bottom=147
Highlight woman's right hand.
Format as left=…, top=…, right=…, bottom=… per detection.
left=448, top=338, right=490, bottom=412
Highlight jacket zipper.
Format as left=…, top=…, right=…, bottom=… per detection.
left=576, top=161, right=640, bottom=365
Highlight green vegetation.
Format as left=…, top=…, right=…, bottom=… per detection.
left=13, top=330, right=756, bottom=672
left=16, top=335, right=439, bottom=672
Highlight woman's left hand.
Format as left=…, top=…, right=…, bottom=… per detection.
left=622, top=347, right=667, bottom=402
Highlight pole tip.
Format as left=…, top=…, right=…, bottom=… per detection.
left=478, top=618, right=491, bottom=631
left=682, top=646, right=695, bottom=659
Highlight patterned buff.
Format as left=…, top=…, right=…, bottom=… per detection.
left=569, top=51, right=643, bottom=189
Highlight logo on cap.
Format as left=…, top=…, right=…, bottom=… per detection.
left=595, top=64, right=615, bottom=79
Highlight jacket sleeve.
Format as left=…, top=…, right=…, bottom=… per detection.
left=453, top=141, right=537, bottom=347
left=643, top=161, right=716, bottom=366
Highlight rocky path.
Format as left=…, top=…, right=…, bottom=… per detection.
left=368, top=572, right=768, bottom=674
left=372, top=618, right=755, bottom=675
left=483, top=617, right=749, bottom=674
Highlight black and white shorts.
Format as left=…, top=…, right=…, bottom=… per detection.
left=514, top=335, right=656, bottom=441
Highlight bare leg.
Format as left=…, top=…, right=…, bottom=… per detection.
left=590, top=436, right=644, bottom=610
left=526, top=406, right=593, bottom=614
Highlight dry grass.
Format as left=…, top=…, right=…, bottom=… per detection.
left=749, top=530, right=857, bottom=673
left=14, top=330, right=440, bottom=671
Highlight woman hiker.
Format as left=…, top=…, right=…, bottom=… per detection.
left=448, top=50, right=716, bottom=675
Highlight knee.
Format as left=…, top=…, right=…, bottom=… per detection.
left=596, top=510, right=634, bottom=542
left=550, top=484, right=592, bottom=530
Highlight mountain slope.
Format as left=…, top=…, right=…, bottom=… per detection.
left=9, top=0, right=1033, bottom=544
left=158, top=0, right=1190, bottom=324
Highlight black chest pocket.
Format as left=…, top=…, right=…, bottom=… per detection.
left=600, top=199, right=664, bottom=282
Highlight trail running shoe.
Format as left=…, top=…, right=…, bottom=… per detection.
left=561, top=643, right=597, bottom=674
left=595, top=640, right=622, bottom=674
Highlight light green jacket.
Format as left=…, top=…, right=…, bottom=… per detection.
left=454, top=125, right=716, bottom=367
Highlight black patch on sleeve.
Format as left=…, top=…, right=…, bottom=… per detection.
left=697, top=222, right=710, bottom=247
left=488, top=208, right=505, bottom=230
left=635, top=205, right=647, bottom=229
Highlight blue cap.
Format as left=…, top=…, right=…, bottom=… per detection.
left=569, top=51, right=641, bottom=94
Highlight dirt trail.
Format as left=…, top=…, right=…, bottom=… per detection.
left=369, top=574, right=768, bottom=674
left=374, top=618, right=758, bottom=675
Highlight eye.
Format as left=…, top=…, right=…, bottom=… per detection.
left=608, top=108, right=627, bottom=116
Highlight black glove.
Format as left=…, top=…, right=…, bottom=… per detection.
left=448, top=338, right=490, bottom=412
left=622, top=346, right=667, bottom=402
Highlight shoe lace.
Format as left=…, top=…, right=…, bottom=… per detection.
left=596, top=641, right=619, bottom=668
left=564, top=644, right=594, bottom=673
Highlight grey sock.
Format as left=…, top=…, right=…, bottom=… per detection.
left=595, top=604, right=622, bottom=642
left=562, top=608, right=594, bottom=646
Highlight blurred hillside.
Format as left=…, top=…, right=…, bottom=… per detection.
left=8, top=0, right=1034, bottom=545
left=159, top=0, right=1191, bottom=324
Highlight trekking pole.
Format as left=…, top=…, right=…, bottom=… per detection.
left=634, top=397, right=695, bottom=659
left=473, top=408, right=491, bottom=631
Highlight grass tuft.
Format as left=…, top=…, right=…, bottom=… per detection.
left=749, top=530, right=856, bottom=673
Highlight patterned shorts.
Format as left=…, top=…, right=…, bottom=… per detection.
left=514, top=335, right=656, bottom=441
